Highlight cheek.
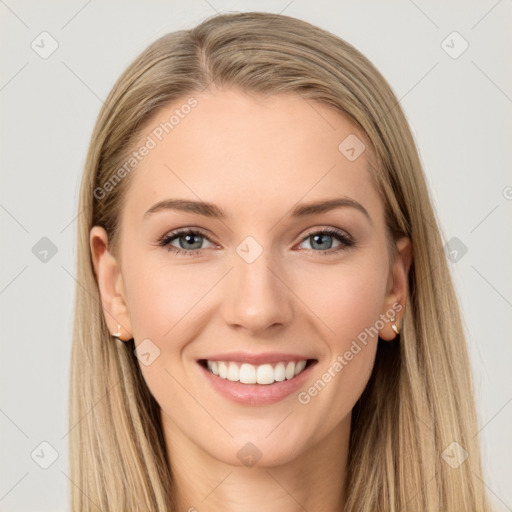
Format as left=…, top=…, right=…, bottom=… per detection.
left=121, top=252, right=223, bottom=397
left=291, top=257, right=388, bottom=410
left=121, top=253, right=214, bottom=406
left=294, top=256, right=388, bottom=350
left=123, top=251, right=215, bottom=343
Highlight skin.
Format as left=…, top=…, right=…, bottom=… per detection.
left=90, top=88, right=412, bottom=512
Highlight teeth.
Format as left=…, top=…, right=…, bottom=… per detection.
left=204, top=359, right=309, bottom=384
left=227, top=362, right=239, bottom=381
left=256, top=364, right=274, bottom=385
left=218, top=361, right=228, bottom=379
left=274, top=362, right=286, bottom=382
left=285, top=361, right=295, bottom=380
left=239, top=363, right=256, bottom=384
left=294, top=360, right=307, bottom=375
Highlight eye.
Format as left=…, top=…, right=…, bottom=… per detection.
left=158, top=229, right=215, bottom=256
left=297, top=228, right=354, bottom=255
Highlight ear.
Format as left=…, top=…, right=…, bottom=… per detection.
left=379, top=236, right=412, bottom=341
left=89, top=226, right=132, bottom=341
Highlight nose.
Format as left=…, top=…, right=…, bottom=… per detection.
left=221, top=246, right=294, bottom=335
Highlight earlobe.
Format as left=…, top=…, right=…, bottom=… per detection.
left=89, top=226, right=132, bottom=340
left=379, top=236, right=412, bottom=341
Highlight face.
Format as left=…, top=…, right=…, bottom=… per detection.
left=91, top=88, right=410, bottom=469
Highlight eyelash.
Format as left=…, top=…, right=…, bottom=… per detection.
left=157, top=227, right=355, bottom=258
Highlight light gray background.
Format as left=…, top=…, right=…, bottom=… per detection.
left=1, top=1, right=511, bottom=510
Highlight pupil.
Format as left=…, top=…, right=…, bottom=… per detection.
left=312, top=234, right=332, bottom=250
left=182, top=233, right=201, bottom=249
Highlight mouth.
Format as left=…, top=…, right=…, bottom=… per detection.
left=198, top=358, right=317, bottom=385
left=197, top=357, right=318, bottom=405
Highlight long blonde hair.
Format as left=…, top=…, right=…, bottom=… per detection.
left=69, top=11, right=490, bottom=511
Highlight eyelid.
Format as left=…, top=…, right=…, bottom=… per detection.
left=158, top=226, right=215, bottom=243
left=299, top=225, right=353, bottom=243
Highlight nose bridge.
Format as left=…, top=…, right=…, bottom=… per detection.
left=223, top=235, right=293, bottom=332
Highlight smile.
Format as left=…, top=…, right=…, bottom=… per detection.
left=197, top=357, right=318, bottom=406
left=202, top=359, right=311, bottom=385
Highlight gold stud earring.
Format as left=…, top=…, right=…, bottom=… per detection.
left=390, top=316, right=400, bottom=335
left=112, top=324, right=122, bottom=339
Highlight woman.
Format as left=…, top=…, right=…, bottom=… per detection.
left=69, top=11, right=490, bottom=511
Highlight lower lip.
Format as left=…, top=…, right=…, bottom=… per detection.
left=198, top=361, right=317, bottom=406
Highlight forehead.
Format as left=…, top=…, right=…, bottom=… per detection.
left=122, top=88, right=381, bottom=225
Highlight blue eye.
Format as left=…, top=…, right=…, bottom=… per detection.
left=158, top=229, right=213, bottom=256
left=298, top=229, right=354, bottom=255
left=157, top=227, right=354, bottom=257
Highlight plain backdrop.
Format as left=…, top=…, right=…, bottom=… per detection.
left=1, top=1, right=511, bottom=510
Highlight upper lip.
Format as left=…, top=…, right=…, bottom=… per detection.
left=199, top=352, right=316, bottom=365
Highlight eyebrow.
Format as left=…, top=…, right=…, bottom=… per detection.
left=143, top=197, right=372, bottom=223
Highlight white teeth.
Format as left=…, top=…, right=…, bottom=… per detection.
left=227, top=362, right=239, bottom=381
left=294, top=360, right=307, bottom=375
left=204, top=359, right=309, bottom=384
left=274, top=362, right=286, bottom=382
left=239, top=363, right=256, bottom=384
left=256, top=364, right=274, bottom=385
left=218, top=361, right=228, bottom=379
left=285, top=361, right=295, bottom=380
